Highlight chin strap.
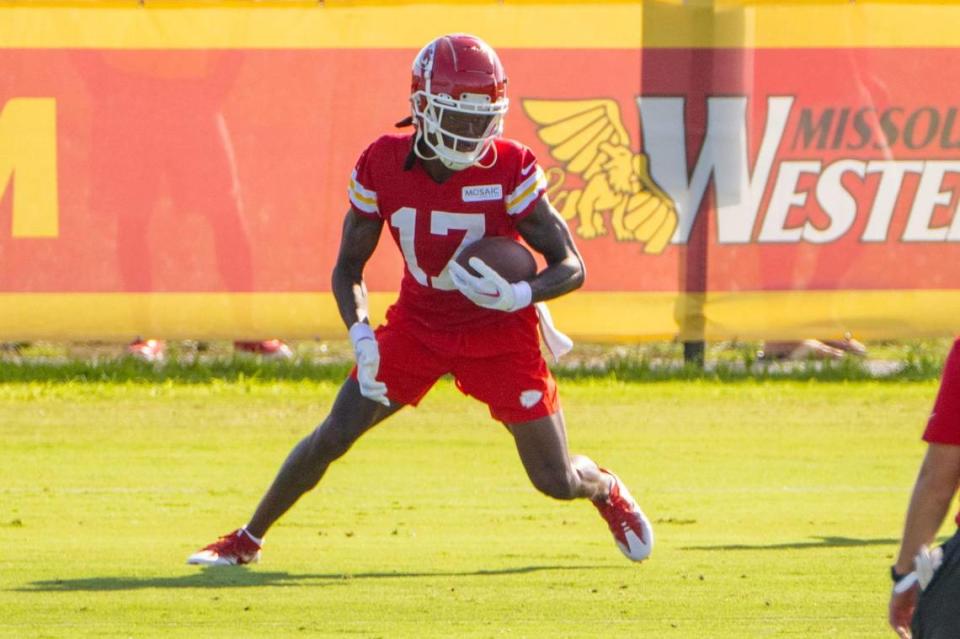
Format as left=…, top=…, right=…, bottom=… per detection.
left=407, top=114, right=499, bottom=171
left=472, top=142, right=498, bottom=169
left=412, top=128, right=440, bottom=164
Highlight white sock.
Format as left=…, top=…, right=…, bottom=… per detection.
left=241, top=527, right=263, bottom=546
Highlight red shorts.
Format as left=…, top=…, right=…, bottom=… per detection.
left=351, top=305, right=559, bottom=424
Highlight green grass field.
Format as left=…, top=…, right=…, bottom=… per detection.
left=1, top=376, right=952, bottom=637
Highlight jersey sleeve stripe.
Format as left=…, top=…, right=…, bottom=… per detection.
left=506, top=168, right=547, bottom=216
left=350, top=170, right=376, bottom=199
left=348, top=171, right=379, bottom=215
left=349, top=190, right=378, bottom=215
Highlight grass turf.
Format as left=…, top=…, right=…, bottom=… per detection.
left=0, top=378, right=951, bottom=637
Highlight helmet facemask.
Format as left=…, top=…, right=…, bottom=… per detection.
left=412, top=90, right=508, bottom=170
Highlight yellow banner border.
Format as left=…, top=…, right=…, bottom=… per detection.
left=2, top=2, right=960, bottom=49
left=3, top=290, right=957, bottom=342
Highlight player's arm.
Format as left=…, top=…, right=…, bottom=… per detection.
left=332, top=207, right=389, bottom=406
left=516, top=195, right=586, bottom=303
left=331, top=207, right=384, bottom=329
left=888, top=442, right=960, bottom=637
left=893, top=443, right=960, bottom=575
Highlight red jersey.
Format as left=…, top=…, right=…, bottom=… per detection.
left=922, top=337, right=960, bottom=524
left=348, top=134, right=546, bottom=330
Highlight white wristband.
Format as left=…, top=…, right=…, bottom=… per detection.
left=893, top=572, right=918, bottom=595
left=512, top=281, right=533, bottom=310
left=348, top=322, right=375, bottom=348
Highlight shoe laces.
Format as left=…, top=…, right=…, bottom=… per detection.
left=204, top=530, right=258, bottom=554
left=596, top=483, right=639, bottom=531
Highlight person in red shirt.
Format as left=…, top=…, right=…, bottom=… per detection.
left=889, top=338, right=960, bottom=638
left=187, top=33, right=653, bottom=566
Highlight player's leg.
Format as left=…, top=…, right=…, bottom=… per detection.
left=245, top=378, right=403, bottom=539
left=188, top=311, right=448, bottom=566
left=452, top=312, right=653, bottom=561
left=245, top=315, right=448, bottom=538
left=506, top=413, right=653, bottom=562
left=187, top=379, right=402, bottom=566
left=452, top=312, right=607, bottom=501
left=505, top=412, right=606, bottom=501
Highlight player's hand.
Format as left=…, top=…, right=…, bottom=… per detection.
left=348, top=322, right=389, bottom=406
left=448, top=258, right=532, bottom=313
left=915, top=545, right=943, bottom=589
left=888, top=580, right=918, bottom=639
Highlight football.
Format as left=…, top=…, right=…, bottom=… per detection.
left=455, top=236, right=537, bottom=283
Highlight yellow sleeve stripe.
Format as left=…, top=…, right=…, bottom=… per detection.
left=506, top=168, right=546, bottom=215
left=348, top=188, right=378, bottom=214
left=349, top=170, right=376, bottom=199
left=348, top=171, right=378, bottom=215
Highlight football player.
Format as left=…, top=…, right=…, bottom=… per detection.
left=889, top=337, right=960, bottom=638
left=188, top=33, right=652, bottom=566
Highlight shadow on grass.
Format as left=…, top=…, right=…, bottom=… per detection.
left=18, top=564, right=606, bottom=592
left=683, top=535, right=899, bottom=551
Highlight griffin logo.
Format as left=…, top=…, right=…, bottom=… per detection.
left=523, top=99, right=678, bottom=254
left=519, top=390, right=543, bottom=409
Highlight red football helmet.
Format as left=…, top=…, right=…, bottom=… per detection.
left=410, top=34, right=509, bottom=170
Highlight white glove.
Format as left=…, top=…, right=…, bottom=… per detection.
left=448, top=258, right=532, bottom=312
left=349, top=322, right=389, bottom=406
left=915, top=544, right=944, bottom=590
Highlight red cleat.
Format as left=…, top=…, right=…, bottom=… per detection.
left=592, top=469, right=654, bottom=562
left=233, top=339, right=293, bottom=360
left=127, top=339, right=166, bottom=363
left=187, top=529, right=262, bottom=566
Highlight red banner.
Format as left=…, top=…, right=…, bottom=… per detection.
left=4, top=47, right=959, bottom=296
left=2, top=2, right=959, bottom=342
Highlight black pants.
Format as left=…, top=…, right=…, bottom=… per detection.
left=912, top=529, right=960, bottom=639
